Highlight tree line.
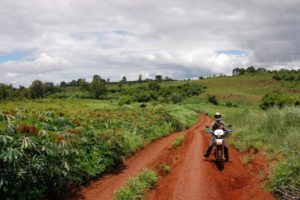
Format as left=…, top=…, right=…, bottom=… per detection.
left=0, top=74, right=175, bottom=101
left=232, top=66, right=300, bottom=81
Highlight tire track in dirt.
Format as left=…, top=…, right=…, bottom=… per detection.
left=147, top=114, right=275, bottom=200
left=77, top=117, right=203, bottom=200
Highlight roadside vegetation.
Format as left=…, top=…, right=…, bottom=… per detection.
left=114, top=169, right=158, bottom=200
left=159, top=163, right=171, bottom=174
left=226, top=107, right=300, bottom=193
left=171, top=135, right=185, bottom=148
left=0, top=105, right=192, bottom=199
left=0, top=67, right=299, bottom=199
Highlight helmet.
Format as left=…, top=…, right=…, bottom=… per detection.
left=214, top=112, right=222, bottom=121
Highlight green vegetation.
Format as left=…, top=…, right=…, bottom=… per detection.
left=114, top=169, right=158, bottom=200
left=241, top=155, right=254, bottom=165
left=226, top=107, right=300, bottom=191
left=171, top=135, right=185, bottom=148
left=0, top=105, right=192, bottom=199
left=260, top=92, right=299, bottom=110
left=159, top=163, right=171, bottom=174
left=272, top=69, right=300, bottom=81
left=0, top=68, right=299, bottom=199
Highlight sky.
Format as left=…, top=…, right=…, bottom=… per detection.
left=0, top=0, right=300, bottom=86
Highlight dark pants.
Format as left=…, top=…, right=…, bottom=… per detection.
left=204, top=137, right=229, bottom=159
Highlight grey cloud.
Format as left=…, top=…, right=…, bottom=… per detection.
left=0, top=0, right=299, bottom=86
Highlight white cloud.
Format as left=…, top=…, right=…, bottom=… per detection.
left=0, top=0, right=299, bottom=86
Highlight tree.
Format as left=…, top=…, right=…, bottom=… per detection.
left=93, top=75, right=102, bottom=81
left=60, top=81, right=67, bottom=87
left=43, top=82, right=56, bottom=94
left=155, top=75, right=162, bottom=81
left=165, top=76, right=173, bottom=81
left=30, top=80, right=45, bottom=98
left=257, top=67, right=267, bottom=73
left=246, top=66, right=255, bottom=73
left=232, top=68, right=247, bottom=75
left=138, top=75, right=142, bottom=82
left=89, top=79, right=107, bottom=99
left=0, top=84, right=11, bottom=100
left=69, top=80, right=77, bottom=86
left=77, top=78, right=88, bottom=91
left=121, top=76, right=127, bottom=82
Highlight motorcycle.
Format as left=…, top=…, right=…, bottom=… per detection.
left=205, top=126, right=232, bottom=170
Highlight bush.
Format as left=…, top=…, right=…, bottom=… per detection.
left=118, top=96, right=134, bottom=106
left=136, top=93, right=152, bottom=102
left=208, top=95, right=218, bottom=105
left=171, top=93, right=183, bottom=104
left=260, top=92, right=298, bottom=110
left=225, top=101, right=237, bottom=107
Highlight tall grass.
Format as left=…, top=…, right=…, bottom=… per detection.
left=114, top=169, right=158, bottom=200
left=227, top=107, right=300, bottom=191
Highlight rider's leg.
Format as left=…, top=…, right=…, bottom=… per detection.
left=204, top=137, right=216, bottom=157
left=224, top=139, right=229, bottom=161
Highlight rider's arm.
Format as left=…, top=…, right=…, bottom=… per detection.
left=220, top=121, right=227, bottom=131
left=210, top=122, right=216, bottom=131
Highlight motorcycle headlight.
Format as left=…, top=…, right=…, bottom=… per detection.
left=216, top=135, right=222, bottom=139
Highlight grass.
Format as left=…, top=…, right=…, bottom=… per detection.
left=241, top=155, right=254, bottom=165
left=226, top=106, right=300, bottom=191
left=171, top=135, right=185, bottom=148
left=159, top=163, right=171, bottom=174
left=114, top=169, right=158, bottom=200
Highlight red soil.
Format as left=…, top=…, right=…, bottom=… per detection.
left=78, top=115, right=275, bottom=200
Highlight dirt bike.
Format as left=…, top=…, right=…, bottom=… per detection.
left=205, top=126, right=232, bottom=170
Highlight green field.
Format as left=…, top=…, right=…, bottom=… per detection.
left=0, top=74, right=299, bottom=199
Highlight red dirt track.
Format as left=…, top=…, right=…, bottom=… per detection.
left=79, top=115, right=275, bottom=200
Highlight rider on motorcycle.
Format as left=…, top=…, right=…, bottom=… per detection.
left=203, top=112, right=229, bottom=161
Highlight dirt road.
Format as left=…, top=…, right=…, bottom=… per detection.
left=79, top=115, right=275, bottom=200
left=78, top=122, right=189, bottom=200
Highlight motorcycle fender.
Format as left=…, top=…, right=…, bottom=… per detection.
left=216, top=139, right=223, bottom=145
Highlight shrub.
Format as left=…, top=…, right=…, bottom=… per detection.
left=208, top=95, right=218, bottom=105
left=118, top=96, right=134, bottom=106
left=260, top=92, right=298, bottom=110
left=225, top=101, right=237, bottom=107
left=171, top=93, right=183, bottom=104
left=136, top=93, right=152, bottom=102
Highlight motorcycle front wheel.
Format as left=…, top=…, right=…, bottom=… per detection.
left=216, top=148, right=224, bottom=170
